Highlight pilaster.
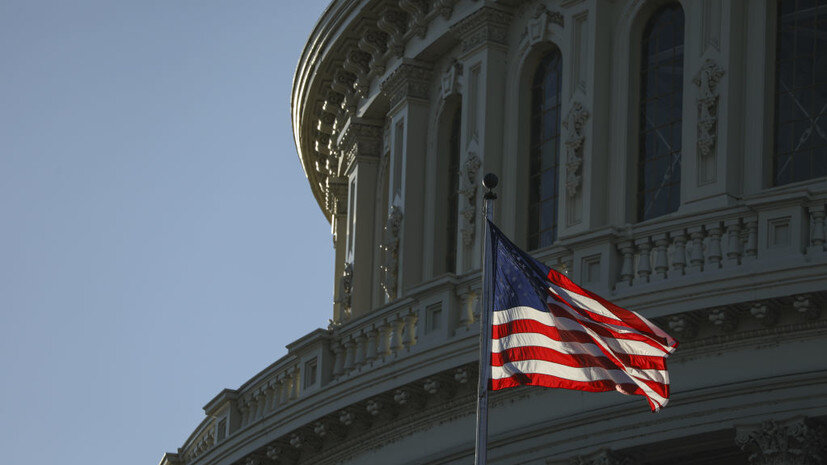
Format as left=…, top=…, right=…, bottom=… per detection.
left=451, top=5, right=512, bottom=272
left=338, top=117, right=383, bottom=318
left=380, top=60, right=433, bottom=300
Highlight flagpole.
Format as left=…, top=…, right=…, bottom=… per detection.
left=475, top=173, right=498, bottom=465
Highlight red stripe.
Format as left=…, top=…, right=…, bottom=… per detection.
left=491, top=345, right=666, bottom=371
left=546, top=268, right=676, bottom=348
left=548, top=303, right=667, bottom=353
left=490, top=373, right=658, bottom=411
left=492, top=319, right=667, bottom=371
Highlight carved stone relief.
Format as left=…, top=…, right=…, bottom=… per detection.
left=524, top=4, right=564, bottom=47
left=336, top=262, right=354, bottom=320
left=566, top=449, right=637, bottom=465
left=693, top=58, right=725, bottom=182
left=399, top=0, right=427, bottom=39
left=736, top=417, right=826, bottom=465
left=563, top=101, right=589, bottom=198
left=458, top=153, right=481, bottom=246
left=451, top=6, right=512, bottom=53
left=381, top=61, right=432, bottom=110
left=441, top=60, right=463, bottom=100
left=379, top=205, right=404, bottom=300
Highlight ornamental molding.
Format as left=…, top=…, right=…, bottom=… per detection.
left=399, top=0, right=428, bottom=39
left=434, top=0, right=459, bottom=20
left=180, top=291, right=827, bottom=464
left=441, top=60, right=463, bottom=100
left=693, top=58, right=725, bottom=159
left=338, top=118, right=383, bottom=175
left=522, top=3, right=565, bottom=47
left=451, top=6, right=513, bottom=53
left=563, top=101, right=589, bottom=197
left=325, top=176, right=348, bottom=217
left=381, top=60, right=433, bottom=110
left=566, top=449, right=638, bottom=465
left=358, top=28, right=389, bottom=76
left=735, top=417, right=826, bottom=465
left=379, top=205, right=404, bottom=300
left=377, top=6, right=408, bottom=58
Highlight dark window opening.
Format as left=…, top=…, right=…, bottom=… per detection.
left=638, top=3, right=684, bottom=221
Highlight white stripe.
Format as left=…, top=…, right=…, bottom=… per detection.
left=493, top=332, right=669, bottom=382
left=492, top=306, right=669, bottom=357
left=548, top=282, right=670, bottom=346
left=547, top=282, right=621, bottom=320
left=492, top=360, right=667, bottom=406
left=493, top=332, right=669, bottom=384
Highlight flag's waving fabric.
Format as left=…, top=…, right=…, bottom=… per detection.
left=487, top=221, right=678, bottom=411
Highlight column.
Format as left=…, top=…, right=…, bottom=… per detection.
left=380, top=60, right=432, bottom=299
left=338, top=117, right=382, bottom=318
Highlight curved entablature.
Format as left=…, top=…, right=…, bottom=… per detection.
left=292, top=0, right=514, bottom=221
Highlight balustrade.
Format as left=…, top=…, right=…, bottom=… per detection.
left=608, top=203, right=821, bottom=290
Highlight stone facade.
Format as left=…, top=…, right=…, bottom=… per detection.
left=162, top=1, right=827, bottom=464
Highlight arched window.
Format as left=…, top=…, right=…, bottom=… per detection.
left=774, top=0, right=827, bottom=186
left=528, top=48, right=562, bottom=250
left=445, top=108, right=461, bottom=273
left=638, top=3, right=684, bottom=222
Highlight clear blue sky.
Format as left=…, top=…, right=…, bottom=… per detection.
left=0, top=1, right=334, bottom=464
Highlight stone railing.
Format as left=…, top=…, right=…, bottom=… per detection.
left=237, top=357, right=303, bottom=429
left=173, top=186, right=827, bottom=465
left=612, top=190, right=826, bottom=294
left=329, top=297, right=419, bottom=380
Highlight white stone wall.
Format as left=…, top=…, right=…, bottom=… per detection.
left=161, top=1, right=827, bottom=464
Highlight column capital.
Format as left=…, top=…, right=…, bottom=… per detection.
left=338, top=117, right=383, bottom=175
left=451, top=5, right=512, bottom=54
left=380, top=59, right=433, bottom=111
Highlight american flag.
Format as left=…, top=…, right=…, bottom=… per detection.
left=486, top=221, right=679, bottom=411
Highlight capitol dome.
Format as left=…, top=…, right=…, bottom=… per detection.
left=162, top=1, right=827, bottom=464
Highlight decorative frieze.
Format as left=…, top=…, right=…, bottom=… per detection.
left=381, top=60, right=432, bottom=110
left=736, top=417, right=826, bottom=465
left=338, top=118, right=382, bottom=174
left=668, top=314, right=699, bottom=340
left=794, top=295, right=820, bottom=320
left=379, top=206, right=404, bottom=300
left=749, top=302, right=777, bottom=327
left=563, top=101, right=589, bottom=197
left=567, top=449, right=637, bottom=465
left=708, top=307, right=738, bottom=332
left=451, top=6, right=512, bottom=53
left=693, top=58, right=725, bottom=160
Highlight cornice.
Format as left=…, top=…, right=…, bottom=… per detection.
left=380, top=59, right=434, bottom=111
left=291, top=0, right=510, bottom=222
left=177, top=289, right=827, bottom=465
left=451, top=4, right=514, bottom=54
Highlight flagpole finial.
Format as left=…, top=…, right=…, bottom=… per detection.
left=482, top=173, right=498, bottom=199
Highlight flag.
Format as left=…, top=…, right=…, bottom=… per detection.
left=486, top=220, right=679, bottom=411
